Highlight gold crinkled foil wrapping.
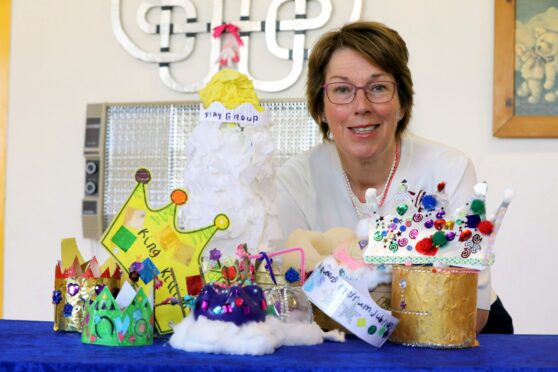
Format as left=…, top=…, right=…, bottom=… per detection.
left=53, top=277, right=119, bottom=332
left=389, top=266, right=479, bottom=348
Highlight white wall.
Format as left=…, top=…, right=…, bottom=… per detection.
left=4, top=1, right=558, bottom=334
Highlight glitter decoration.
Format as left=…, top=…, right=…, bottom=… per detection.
left=364, top=181, right=512, bottom=270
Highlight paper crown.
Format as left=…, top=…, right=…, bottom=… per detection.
left=194, top=284, right=267, bottom=326
left=364, top=181, right=512, bottom=269
left=196, top=247, right=310, bottom=325
left=100, top=168, right=229, bottom=334
left=53, top=238, right=121, bottom=332
left=81, top=283, right=153, bottom=346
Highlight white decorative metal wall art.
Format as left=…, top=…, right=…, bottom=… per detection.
left=112, top=0, right=363, bottom=92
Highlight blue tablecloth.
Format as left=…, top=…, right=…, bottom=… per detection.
left=1, top=320, right=557, bottom=371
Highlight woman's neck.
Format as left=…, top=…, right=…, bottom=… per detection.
left=339, top=138, right=399, bottom=203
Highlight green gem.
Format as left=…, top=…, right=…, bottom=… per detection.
left=389, top=242, right=398, bottom=252
left=396, top=204, right=409, bottom=216
left=374, top=231, right=383, bottom=242
left=368, top=325, right=377, bottom=335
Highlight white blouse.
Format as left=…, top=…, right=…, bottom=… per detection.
left=276, top=132, right=495, bottom=309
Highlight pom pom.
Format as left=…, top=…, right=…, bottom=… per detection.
left=470, top=199, right=486, bottom=215
left=284, top=267, right=300, bottom=283
left=415, top=237, right=438, bottom=256
left=478, top=220, right=494, bottom=235
left=503, top=188, right=514, bottom=205
left=431, top=231, right=447, bottom=248
left=421, top=194, right=438, bottom=210
left=473, top=182, right=488, bottom=197
left=365, top=188, right=377, bottom=203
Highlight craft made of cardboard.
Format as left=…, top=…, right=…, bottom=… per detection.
left=364, top=181, right=512, bottom=269
left=53, top=238, right=121, bottom=332
left=100, top=168, right=229, bottom=334
left=81, top=283, right=153, bottom=346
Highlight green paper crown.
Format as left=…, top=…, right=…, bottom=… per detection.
left=81, top=286, right=153, bottom=346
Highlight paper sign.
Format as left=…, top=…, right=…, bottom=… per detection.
left=303, top=261, right=398, bottom=348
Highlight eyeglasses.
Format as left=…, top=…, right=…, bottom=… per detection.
left=323, top=81, right=399, bottom=105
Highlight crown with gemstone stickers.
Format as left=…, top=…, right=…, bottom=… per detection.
left=53, top=238, right=121, bottom=332
left=194, top=284, right=268, bottom=326
left=81, top=282, right=153, bottom=346
left=100, top=168, right=230, bottom=335
left=363, top=181, right=512, bottom=269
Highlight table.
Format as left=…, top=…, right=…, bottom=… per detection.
left=1, top=320, right=557, bottom=371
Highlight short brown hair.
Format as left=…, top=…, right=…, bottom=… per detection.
left=307, top=21, right=414, bottom=141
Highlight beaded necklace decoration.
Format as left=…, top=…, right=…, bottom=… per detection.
left=342, top=141, right=400, bottom=219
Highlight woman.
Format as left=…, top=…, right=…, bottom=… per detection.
left=276, top=21, right=513, bottom=334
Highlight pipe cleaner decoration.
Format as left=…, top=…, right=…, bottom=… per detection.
left=212, top=23, right=243, bottom=68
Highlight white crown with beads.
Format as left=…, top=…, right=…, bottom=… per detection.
left=363, top=181, right=512, bottom=269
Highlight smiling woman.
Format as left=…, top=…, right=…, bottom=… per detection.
left=275, top=21, right=513, bottom=335
left=0, top=0, right=11, bottom=318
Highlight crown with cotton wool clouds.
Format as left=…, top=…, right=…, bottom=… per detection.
left=363, top=181, right=513, bottom=269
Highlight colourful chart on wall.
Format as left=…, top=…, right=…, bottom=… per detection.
left=100, top=168, right=229, bottom=334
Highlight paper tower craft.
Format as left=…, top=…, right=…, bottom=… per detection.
left=100, top=168, right=229, bottom=334
left=181, top=69, right=280, bottom=260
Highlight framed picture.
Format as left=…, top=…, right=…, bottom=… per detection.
left=493, top=0, right=558, bottom=137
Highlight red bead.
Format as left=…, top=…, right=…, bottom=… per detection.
left=437, top=182, right=446, bottom=192
left=459, top=230, right=472, bottom=242
left=235, top=297, right=244, bottom=306
left=434, top=219, right=446, bottom=230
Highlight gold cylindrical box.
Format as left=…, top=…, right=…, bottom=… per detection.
left=389, top=265, right=479, bottom=348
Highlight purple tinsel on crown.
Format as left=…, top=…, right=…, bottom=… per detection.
left=194, top=284, right=267, bottom=326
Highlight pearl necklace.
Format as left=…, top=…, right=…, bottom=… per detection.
left=342, top=141, right=400, bottom=219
